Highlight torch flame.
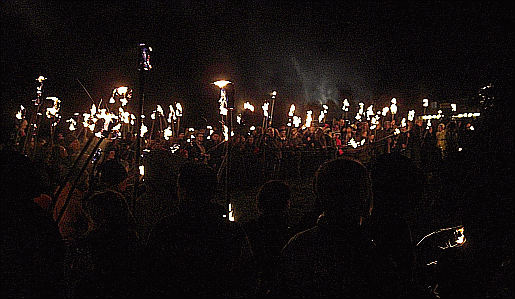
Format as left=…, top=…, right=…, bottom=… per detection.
left=408, top=110, right=416, bottom=122
left=16, top=105, right=25, bottom=120
left=390, top=98, right=398, bottom=115
left=262, top=102, right=269, bottom=118
left=382, top=106, right=389, bottom=116
left=342, top=98, right=350, bottom=111
left=244, top=101, right=255, bottom=112
left=176, top=103, right=183, bottom=117
left=455, top=227, right=466, bottom=246
left=67, top=118, right=77, bottom=131
left=293, top=116, right=302, bottom=128
left=288, top=104, right=295, bottom=116
left=213, top=80, right=231, bottom=89
left=366, top=104, right=374, bottom=120
left=305, top=110, right=313, bottom=128
left=164, top=127, right=173, bottom=140
left=45, top=97, right=61, bottom=119
left=318, top=111, right=325, bottom=123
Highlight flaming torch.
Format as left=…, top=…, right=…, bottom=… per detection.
left=342, top=98, right=350, bottom=121
left=390, top=98, right=398, bottom=122
left=46, top=97, right=61, bottom=147
left=214, top=80, right=231, bottom=116
left=319, top=104, right=328, bottom=124
left=213, top=80, right=233, bottom=222
left=175, top=102, right=182, bottom=137
left=305, top=110, right=313, bottom=128
left=287, top=104, right=295, bottom=127
left=262, top=102, right=270, bottom=129
left=132, top=43, right=152, bottom=210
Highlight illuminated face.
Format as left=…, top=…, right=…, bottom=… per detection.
left=212, top=133, right=220, bottom=141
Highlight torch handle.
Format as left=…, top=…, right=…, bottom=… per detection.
left=55, top=136, right=104, bottom=225
left=51, top=136, right=93, bottom=211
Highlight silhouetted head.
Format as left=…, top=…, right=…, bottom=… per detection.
left=83, top=190, right=131, bottom=227
left=370, top=153, right=424, bottom=215
left=177, top=162, right=217, bottom=203
left=314, top=157, right=372, bottom=223
left=99, top=160, right=128, bottom=187
left=256, top=180, right=291, bottom=215
left=143, top=150, right=179, bottom=188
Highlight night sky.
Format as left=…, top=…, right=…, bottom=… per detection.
left=1, top=1, right=513, bottom=134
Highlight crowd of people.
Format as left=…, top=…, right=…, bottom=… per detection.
left=26, top=117, right=474, bottom=188
left=2, top=113, right=512, bottom=298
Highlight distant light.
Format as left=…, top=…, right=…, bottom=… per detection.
left=213, top=80, right=231, bottom=89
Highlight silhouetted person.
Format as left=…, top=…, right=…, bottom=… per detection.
left=133, top=149, right=180, bottom=244
left=97, top=159, right=129, bottom=193
left=274, top=157, right=401, bottom=298
left=366, top=152, right=426, bottom=295
left=145, top=162, right=257, bottom=297
left=69, top=190, right=141, bottom=298
left=244, top=180, right=294, bottom=296
left=1, top=150, right=66, bottom=297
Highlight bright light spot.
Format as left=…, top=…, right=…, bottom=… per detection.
left=213, top=80, right=231, bottom=89
left=243, top=101, right=255, bottom=112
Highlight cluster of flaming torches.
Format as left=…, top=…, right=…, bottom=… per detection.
left=13, top=75, right=479, bottom=225
left=16, top=89, right=444, bottom=153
